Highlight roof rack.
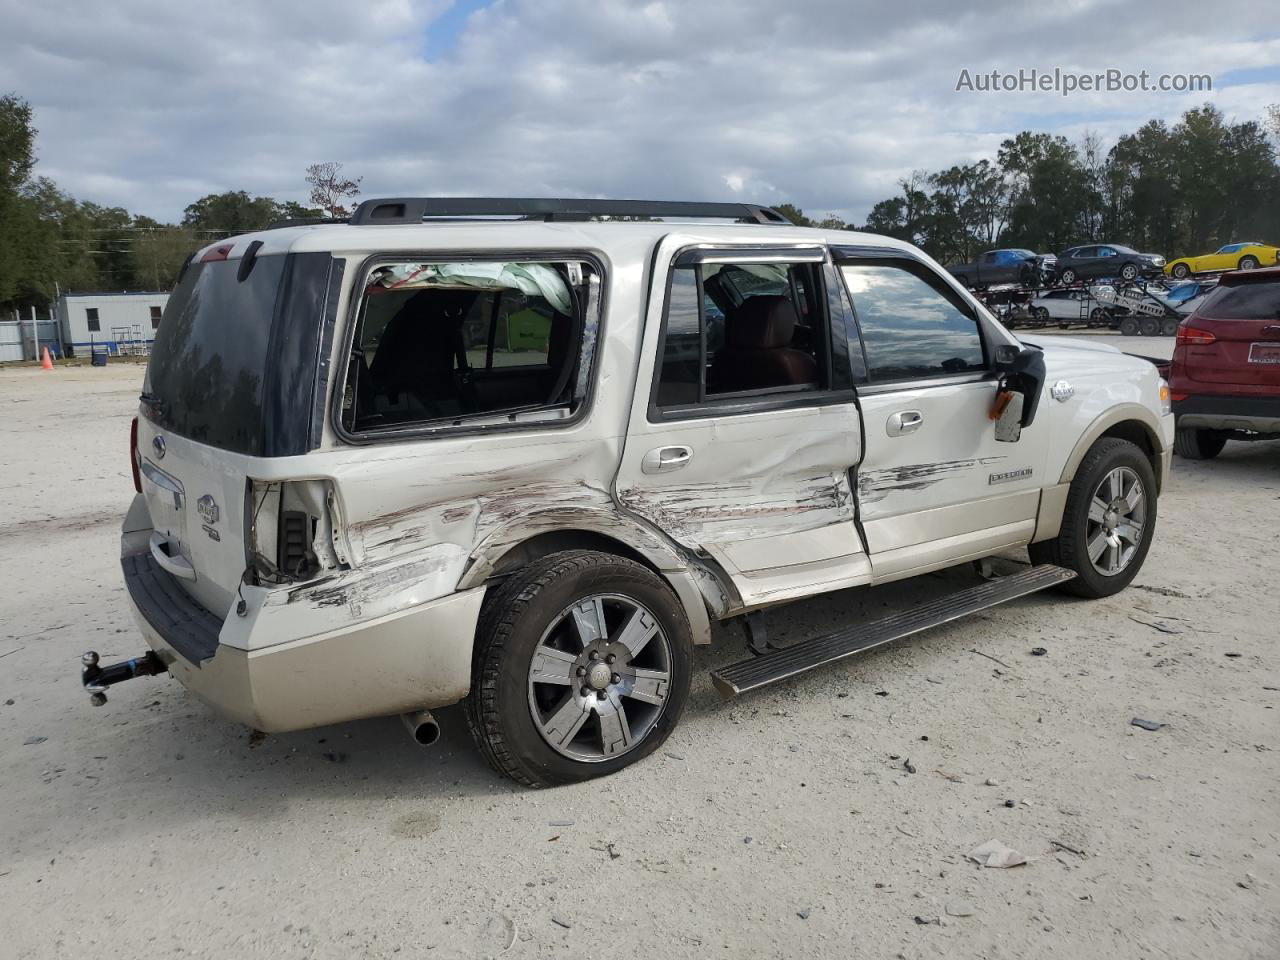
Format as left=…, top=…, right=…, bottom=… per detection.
left=347, top=197, right=789, bottom=226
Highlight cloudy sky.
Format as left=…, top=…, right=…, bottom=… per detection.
left=1, top=0, right=1277, bottom=225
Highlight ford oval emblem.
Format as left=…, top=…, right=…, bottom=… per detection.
left=152, top=435, right=166, bottom=459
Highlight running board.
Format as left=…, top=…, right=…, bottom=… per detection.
left=710, top=564, right=1076, bottom=698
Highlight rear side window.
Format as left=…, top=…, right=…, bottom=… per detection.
left=1199, top=282, right=1280, bottom=320
left=340, top=259, right=598, bottom=435
left=654, top=259, right=831, bottom=411
left=840, top=260, right=985, bottom=381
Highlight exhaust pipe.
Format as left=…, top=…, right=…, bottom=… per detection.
left=400, top=709, right=441, bottom=746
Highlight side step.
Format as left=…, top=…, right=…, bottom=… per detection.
left=710, top=564, right=1076, bottom=698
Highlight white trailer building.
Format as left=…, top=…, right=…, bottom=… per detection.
left=56, top=291, right=169, bottom=358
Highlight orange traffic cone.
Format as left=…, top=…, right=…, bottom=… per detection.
left=40, top=347, right=54, bottom=371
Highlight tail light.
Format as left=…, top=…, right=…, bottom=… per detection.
left=1176, top=325, right=1217, bottom=345
left=129, top=416, right=142, bottom=493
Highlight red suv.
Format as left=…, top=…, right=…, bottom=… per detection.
left=1170, top=267, right=1280, bottom=459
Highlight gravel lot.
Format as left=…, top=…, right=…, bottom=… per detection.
left=2, top=359, right=1276, bottom=960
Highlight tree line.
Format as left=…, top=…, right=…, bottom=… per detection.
left=0, top=93, right=361, bottom=313
left=783, top=103, right=1280, bottom=265
left=2, top=91, right=1278, bottom=315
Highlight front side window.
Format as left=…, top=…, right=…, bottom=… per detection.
left=341, top=259, right=597, bottom=434
left=86, top=307, right=100, bottom=332
left=840, top=260, right=986, bottom=382
left=654, top=259, right=829, bottom=411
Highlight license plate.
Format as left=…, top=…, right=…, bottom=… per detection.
left=1249, top=342, right=1280, bottom=364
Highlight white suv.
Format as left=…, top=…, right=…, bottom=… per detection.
left=82, top=198, right=1174, bottom=786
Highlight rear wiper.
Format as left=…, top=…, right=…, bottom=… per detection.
left=139, top=391, right=166, bottom=413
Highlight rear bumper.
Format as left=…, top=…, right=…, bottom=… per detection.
left=122, top=513, right=486, bottom=732
left=1174, top=395, right=1280, bottom=435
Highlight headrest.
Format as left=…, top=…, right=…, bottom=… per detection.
left=725, top=295, right=798, bottom=351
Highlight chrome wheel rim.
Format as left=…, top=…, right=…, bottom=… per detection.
left=1087, top=466, right=1146, bottom=576
left=527, top=594, right=672, bottom=762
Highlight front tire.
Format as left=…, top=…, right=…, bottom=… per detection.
left=1119, top=316, right=1139, bottom=336
left=1060, top=268, right=1077, bottom=285
left=1174, top=426, right=1227, bottom=460
left=1171, top=262, right=1190, bottom=279
left=1029, top=438, right=1157, bottom=598
left=1239, top=255, right=1259, bottom=270
left=1120, top=263, right=1139, bottom=281
left=465, top=550, right=692, bottom=787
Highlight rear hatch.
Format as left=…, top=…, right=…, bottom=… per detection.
left=136, top=246, right=339, bottom=617
left=1178, top=271, right=1280, bottom=388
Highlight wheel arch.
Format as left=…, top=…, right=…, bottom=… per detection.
left=1059, top=407, right=1165, bottom=492
left=458, top=517, right=719, bottom=644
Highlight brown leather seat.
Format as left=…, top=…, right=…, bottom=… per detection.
left=708, top=295, right=818, bottom=393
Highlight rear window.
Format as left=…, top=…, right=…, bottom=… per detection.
left=144, top=252, right=337, bottom=456
left=1199, top=282, right=1280, bottom=320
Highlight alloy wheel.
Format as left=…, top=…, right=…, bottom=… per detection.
left=527, top=594, right=673, bottom=762
left=1086, top=466, right=1146, bottom=576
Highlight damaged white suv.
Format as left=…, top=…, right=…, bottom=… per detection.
left=83, top=198, right=1174, bottom=786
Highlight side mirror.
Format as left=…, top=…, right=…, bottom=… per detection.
left=992, top=344, right=1046, bottom=439
left=993, top=343, right=1021, bottom=368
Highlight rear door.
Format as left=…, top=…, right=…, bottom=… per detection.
left=1183, top=278, right=1280, bottom=388
left=616, top=241, right=870, bottom=608
left=834, top=250, right=1046, bottom=582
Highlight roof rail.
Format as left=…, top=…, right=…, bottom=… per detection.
left=347, top=197, right=789, bottom=226
left=265, top=216, right=346, bottom=230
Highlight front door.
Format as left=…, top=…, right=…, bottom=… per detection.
left=616, top=241, right=869, bottom=609
left=835, top=253, right=1048, bottom=583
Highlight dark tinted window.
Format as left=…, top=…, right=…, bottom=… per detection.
left=149, top=305, right=162, bottom=329
left=1200, top=281, right=1280, bottom=320
left=145, top=255, right=286, bottom=454
left=655, top=268, right=702, bottom=407
left=840, top=260, right=985, bottom=381
left=654, top=260, right=829, bottom=409
left=86, top=307, right=99, bottom=332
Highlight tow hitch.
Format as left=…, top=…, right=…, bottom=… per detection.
left=80, top=650, right=166, bottom=706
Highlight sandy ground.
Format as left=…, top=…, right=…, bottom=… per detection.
left=1, top=358, right=1276, bottom=960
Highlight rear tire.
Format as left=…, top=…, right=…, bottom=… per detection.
left=1029, top=437, right=1157, bottom=599
left=465, top=550, right=692, bottom=787
left=1140, top=317, right=1159, bottom=336
left=1119, top=316, right=1139, bottom=336
left=1173, top=426, right=1227, bottom=460
left=1160, top=317, right=1179, bottom=336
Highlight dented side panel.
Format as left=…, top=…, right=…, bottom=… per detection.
left=855, top=379, right=1048, bottom=562
left=615, top=236, right=870, bottom=609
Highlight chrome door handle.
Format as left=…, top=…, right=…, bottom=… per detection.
left=886, top=410, right=924, bottom=437
left=641, top=445, right=694, bottom=474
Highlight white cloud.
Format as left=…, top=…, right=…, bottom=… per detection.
left=0, top=0, right=1275, bottom=224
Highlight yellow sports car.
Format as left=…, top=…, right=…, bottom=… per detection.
left=1165, top=241, right=1279, bottom=278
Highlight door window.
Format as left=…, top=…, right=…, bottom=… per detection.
left=839, top=260, right=986, bottom=382
left=653, top=259, right=836, bottom=412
